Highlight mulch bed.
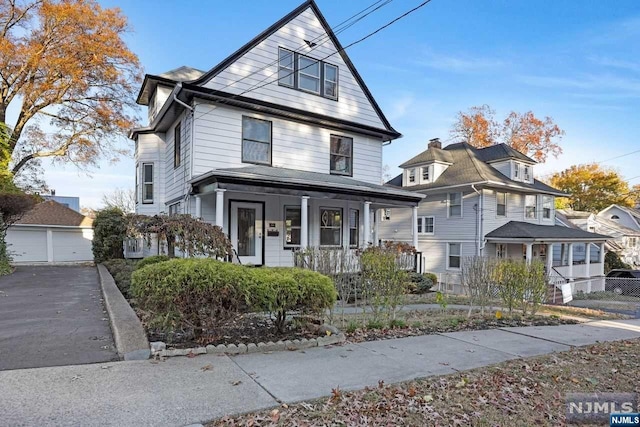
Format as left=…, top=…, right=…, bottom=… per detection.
left=345, top=314, right=579, bottom=343
left=144, top=313, right=322, bottom=349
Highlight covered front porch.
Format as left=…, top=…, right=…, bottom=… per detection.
left=188, top=166, right=425, bottom=266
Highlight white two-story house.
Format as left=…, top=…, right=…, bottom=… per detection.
left=129, top=0, right=423, bottom=265
left=379, top=138, right=609, bottom=291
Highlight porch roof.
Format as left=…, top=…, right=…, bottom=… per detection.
left=190, top=165, right=425, bottom=206
left=485, top=221, right=610, bottom=242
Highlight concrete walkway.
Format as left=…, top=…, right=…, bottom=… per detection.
left=0, top=266, right=118, bottom=370
left=1, top=319, right=639, bottom=426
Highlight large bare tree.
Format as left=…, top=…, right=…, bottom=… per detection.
left=101, top=187, right=135, bottom=213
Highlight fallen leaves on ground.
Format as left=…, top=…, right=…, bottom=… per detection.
left=211, top=338, right=640, bottom=427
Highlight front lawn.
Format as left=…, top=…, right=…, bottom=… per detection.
left=212, top=338, right=640, bottom=426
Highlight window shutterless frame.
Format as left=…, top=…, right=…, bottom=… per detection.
left=329, top=135, right=353, bottom=176
left=283, top=205, right=302, bottom=248
left=241, top=116, right=272, bottom=165
left=319, top=207, right=343, bottom=247
left=277, top=47, right=295, bottom=88
left=323, top=63, right=338, bottom=99
left=349, top=208, right=359, bottom=248
left=496, top=191, right=507, bottom=217
left=135, top=163, right=139, bottom=204
left=174, top=123, right=181, bottom=169
left=447, top=242, right=462, bottom=270
left=276, top=47, right=339, bottom=101
left=448, top=192, right=462, bottom=218
left=142, top=163, right=153, bottom=204
left=297, top=54, right=321, bottom=95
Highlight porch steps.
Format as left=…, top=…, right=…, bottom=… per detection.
left=546, top=283, right=565, bottom=305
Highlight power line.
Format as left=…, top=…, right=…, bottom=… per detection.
left=597, top=149, right=640, bottom=164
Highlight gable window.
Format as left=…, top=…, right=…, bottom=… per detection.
left=277, top=47, right=338, bottom=100
left=448, top=192, right=462, bottom=217
left=324, top=63, right=338, bottom=99
left=278, top=48, right=294, bottom=87
left=496, top=192, right=506, bottom=216
left=320, top=208, right=342, bottom=246
left=408, top=169, right=416, bottom=183
left=174, top=123, right=181, bottom=168
left=284, top=206, right=301, bottom=247
left=298, top=55, right=320, bottom=94
left=525, top=195, right=537, bottom=219
left=542, top=196, right=553, bottom=219
left=349, top=209, right=359, bottom=248
left=242, top=116, right=272, bottom=165
left=417, top=216, right=434, bottom=234
left=142, top=163, right=153, bottom=204
left=422, top=166, right=430, bottom=181
left=448, top=243, right=461, bottom=269
left=330, top=135, right=352, bottom=176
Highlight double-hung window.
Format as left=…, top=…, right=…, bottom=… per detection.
left=349, top=209, right=359, bottom=248
left=142, top=163, right=153, bottom=204
left=496, top=192, right=507, bottom=216
left=525, top=195, right=537, bottom=219
left=174, top=123, right=181, bottom=168
left=284, top=206, right=301, bottom=247
left=324, top=64, right=338, bottom=99
left=168, top=203, right=180, bottom=216
left=422, top=166, right=430, bottom=181
left=330, top=135, right=352, bottom=175
left=298, top=55, right=320, bottom=94
left=524, top=165, right=531, bottom=181
left=417, top=216, right=434, bottom=234
left=135, top=163, right=139, bottom=204
left=278, top=48, right=294, bottom=87
left=448, top=243, right=461, bottom=269
left=514, top=163, right=520, bottom=180
left=448, top=192, right=462, bottom=217
left=320, top=208, right=342, bottom=246
left=242, top=116, right=272, bottom=165
left=542, top=195, right=553, bottom=219
left=408, top=169, right=416, bottom=183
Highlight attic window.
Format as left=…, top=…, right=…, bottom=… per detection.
left=277, top=47, right=338, bottom=100
left=611, top=215, right=620, bottom=220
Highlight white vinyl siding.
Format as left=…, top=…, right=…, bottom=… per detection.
left=202, top=7, right=386, bottom=129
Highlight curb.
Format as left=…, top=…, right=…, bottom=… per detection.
left=152, top=332, right=347, bottom=358
left=97, top=264, right=150, bottom=360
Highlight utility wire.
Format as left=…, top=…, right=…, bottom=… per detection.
left=597, top=149, right=640, bottom=164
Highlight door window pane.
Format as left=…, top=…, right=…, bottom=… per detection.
left=320, top=208, right=342, bottom=246
left=237, top=208, right=256, bottom=256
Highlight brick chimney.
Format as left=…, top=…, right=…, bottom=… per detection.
left=428, top=138, right=441, bottom=149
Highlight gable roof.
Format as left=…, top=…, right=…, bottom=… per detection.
left=15, top=201, right=93, bottom=227
left=475, top=143, right=536, bottom=164
left=389, top=142, right=567, bottom=196
left=599, top=204, right=640, bottom=226
left=486, top=221, right=609, bottom=241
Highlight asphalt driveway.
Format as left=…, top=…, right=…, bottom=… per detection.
left=0, top=265, right=118, bottom=370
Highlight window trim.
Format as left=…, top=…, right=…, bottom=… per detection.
left=241, top=116, right=272, bottom=165
left=329, top=134, right=353, bottom=176
left=283, top=205, right=302, bottom=248
left=276, top=47, right=339, bottom=101
left=447, top=242, right=462, bottom=270
left=417, top=216, right=435, bottom=235
left=542, top=195, right=553, bottom=220
left=174, top=123, right=181, bottom=169
left=408, top=168, right=416, bottom=183
left=524, top=165, right=531, bottom=181
left=142, top=163, right=154, bottom=204
left=323, top=63, right=339, bottom=100
left=349, top=208, right=359, bottom=248
left=277, top=47, right=295, bottom=88
left=525, top=194, right=538, bottom=219
left=496, top=191, right=507, bottom=217
left=297, top=54, right=321, bottom=95
left=448, top=192, right=463, bottom=218
left=422, top=165, right=430, bottom=181
left=135, top=163, right=139, bottom=204
left=319, top=207, right=343, bottom=247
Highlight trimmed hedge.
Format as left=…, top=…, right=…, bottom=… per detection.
left=136, top=255, right=170, bottom=270
left=102, top=259, right=138, bottom=298
left=131, top=259, right=336, bottom=334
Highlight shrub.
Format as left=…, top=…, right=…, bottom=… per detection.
left=361, top=246, right=410, bottom=321
left=461, top=256, right=498, bottom=316
left=604, top=251, right=631, bottom=273
left=346, top=321, right=359, bottom=333
left=389, top=319, right=406, bottom=329
left=136, top=255, right=170, bottom=270
left=103, top=259, right=137, bottom=298
left=93, top=208, right=126, bottom=263
left=366, top=319, right=384, bottom=330
left=494, top=259, right=547, bottom=315
left=407, top=272, right=435, bottom=294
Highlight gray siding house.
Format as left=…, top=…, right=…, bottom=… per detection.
left=379, top=139, right=609, bottom=291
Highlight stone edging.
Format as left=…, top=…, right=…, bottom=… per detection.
left=151, top=333, right=346, bottom=358
left=97, top=264, right=151, bottom=361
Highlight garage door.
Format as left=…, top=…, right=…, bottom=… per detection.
left=52, top=229, right=94, bottom=262
left=6, top=229, right=48, bottom=263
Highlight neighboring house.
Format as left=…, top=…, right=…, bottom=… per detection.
left=6, top=201, right=94, bottom=264
left=129, top=0, right=423, bottom=265
left=598, top=204, right=640, bottom=232
left=378, top=138, right=609, bottom=292
left=559, top=208, right=640, bottom=268
left=43, top=195, right=80, bottom=212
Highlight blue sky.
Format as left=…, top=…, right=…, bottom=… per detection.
left=33, top=0, right=640, bottom=208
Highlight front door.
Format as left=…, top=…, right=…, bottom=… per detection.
left=230, top=201, right=263, bottom=265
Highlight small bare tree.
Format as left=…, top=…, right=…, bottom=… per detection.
left=461, top=256, right=498, bottom=316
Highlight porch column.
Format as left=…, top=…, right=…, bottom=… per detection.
left=412, top=206, right=419, bottom=249
left=300, top=196, right=309, bottom=249
left=373, top=209, right=380, bottom=247
left=525, top=242, right=533, bottom=265
left=215, top=189, right=225, bottom=228
left=585, top=242, right=591, bottom=276
left=599, top=242, right=606, bottom=276
left=363, top=202, right=371, bottom=247
left=567, top=243, right=574, bottom=281
left=546, top=243, right=554, bottom=273
left=194, top=195, right=202, bottom=219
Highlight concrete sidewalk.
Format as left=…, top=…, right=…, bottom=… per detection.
left=1, top=319, right=639, bottom=426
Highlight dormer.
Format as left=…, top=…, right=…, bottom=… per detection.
left=399, top=138, right=453, bottom=187
left=477, top=144, right=537, bottom=184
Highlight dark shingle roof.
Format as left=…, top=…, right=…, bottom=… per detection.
left=388, top=142, right=567, bottom=196
left=16, top=201, right=93, bottom=227
left=476, top=144, right=536, bottom=164
left=398, top=147, right=454, bottom=168
left=486, top=221, right=609, bottom=241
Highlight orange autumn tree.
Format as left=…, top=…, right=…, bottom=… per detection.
left=450, top=105, right=564, bottom=163
left=0, top=0, right=142, bottom=180
left=549, top=163, right=634, bottom=212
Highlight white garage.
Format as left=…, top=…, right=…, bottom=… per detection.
left=6, top=201, right=94, bottom=264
